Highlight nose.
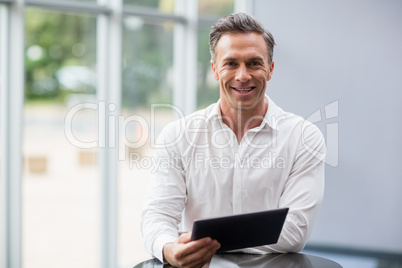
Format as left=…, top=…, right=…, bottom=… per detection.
left=235, top=63, right=252, bottom=82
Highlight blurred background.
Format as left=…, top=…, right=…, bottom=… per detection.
left=0, top=0, right=401, bottom=268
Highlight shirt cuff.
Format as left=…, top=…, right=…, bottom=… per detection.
left=153, top=234, right=177, bottom=263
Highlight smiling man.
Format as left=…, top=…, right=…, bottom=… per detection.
left=142, top=13, right=326, bottom=268
left=211, top=31, right=273, bottom=144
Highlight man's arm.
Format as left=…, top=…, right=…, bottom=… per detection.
left=141, top=124, right=187, bottom=262
left=250, top=122, right=326, bottom=253
left=141, top=124, right=220, bottom=266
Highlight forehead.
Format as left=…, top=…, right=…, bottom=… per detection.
left=215, top=32, right=268, bottom=61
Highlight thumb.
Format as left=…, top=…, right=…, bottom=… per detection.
left=177, top=232, right=192, bottom=243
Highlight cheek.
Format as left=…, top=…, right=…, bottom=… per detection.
left=264, top=65, right=273, bottom=80
left=218, top=67, right=229, bottom=76
left=262, top=68, right=272, bottom=81
left=254, top=69, right=270, bottom=81
left=217, top=69, right=232, bottom=82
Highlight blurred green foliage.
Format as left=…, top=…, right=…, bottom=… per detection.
left=197, top=28, right=219, bottom=109
left=24, top=0, right=233, bottom=109
left=197, top=0, right=233, bottom=108
left=122, top=19, right=174, bottom=108
left=124, top=0, right=166, bottom=8
left=198, top=0, right=233, bottom=17
left=25, top=8, right=96, bottom=103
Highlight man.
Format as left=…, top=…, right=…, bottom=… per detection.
left=142, top=12, right=325, bottom=268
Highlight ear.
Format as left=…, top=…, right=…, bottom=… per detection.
left=267, top=60, right=275, bottom=81
left=211, top=60, right=219, bottom=81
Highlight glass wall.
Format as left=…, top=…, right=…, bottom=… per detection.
left=118, top=16, right=176, bottom=266
left=198, top=0, right=233, bottom=17
left=0, top=0, right=241, bottom=267
left=123, top=0, right=175, bottom=12
left=197, top=27, right=219, bottom=109
left=0, top=4, right=6, bottom=268
left=39, top=0, right=96, bottom=2
left=0, top=4, right=3, bottom=267
left=23, top=8, right=99, bottom=268
left=197, top=0, right=233, bottom=109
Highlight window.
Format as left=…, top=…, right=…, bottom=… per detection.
left=0, top=5, right=5, bottom=267
left=198, top=0, right=233, bottom=17
left=39, top=0, right=96, bottom=2
left=197, top=27, right=219, bottom=109
left=23, top=8, right=99, bottom=268
left=119, top=16, right=176, bottom=266
left=123, top=0, right=175, bottom=12
left=197, top=0, right=234, bottom=109
left=0, top=1, right=244, bottom=267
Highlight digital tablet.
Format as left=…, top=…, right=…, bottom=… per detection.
left=190, top=207, right=289, bottom=252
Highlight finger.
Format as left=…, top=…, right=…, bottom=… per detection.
left=177, top=232, right=192, bottom=243
left=178, top=237, right=214, bottom=258
left=179, top=241, right=220, bottom=267
left=172, top=238, right=211, bottom=263
left=183, top=239, right=220, bottom=266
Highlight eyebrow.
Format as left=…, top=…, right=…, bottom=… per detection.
left=248, top=56, right=264, bottom=62
left=221, top=56, right=265, bottom=62
left=222, top=57, right=238, bottom=62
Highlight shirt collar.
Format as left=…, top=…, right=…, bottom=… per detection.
left=206, top=95, right=283, bottom=131
left=206, top=99, right=222, bottom=120
left=264, top=96, right=283, bottom=131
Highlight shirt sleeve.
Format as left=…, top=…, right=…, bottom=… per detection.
left=247, top=121, right=326, bottom=254
left=141, top=123, right=187, bottom=263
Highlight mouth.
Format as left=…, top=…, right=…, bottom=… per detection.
left=232, top=87, right=255, bottom=93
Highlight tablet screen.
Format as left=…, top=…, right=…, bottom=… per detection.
left=190, top=208, right=289, bottom=252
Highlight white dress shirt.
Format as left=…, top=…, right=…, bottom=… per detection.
left=141, top=96, right=326, bottom=263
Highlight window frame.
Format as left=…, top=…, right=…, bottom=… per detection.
left=0, top=0, right=252, bottom=267
left=1, top=0, right=24, bottom=267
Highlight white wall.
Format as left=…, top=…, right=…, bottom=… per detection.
left=254, top=0, right=402, bottom=253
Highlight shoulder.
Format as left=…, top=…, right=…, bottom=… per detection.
left=268, top=98, right=325, bottom=157
left=285, top=111, right=324, bottom=141
left=268, top=98, right=324, bottom=140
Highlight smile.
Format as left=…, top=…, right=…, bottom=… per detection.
left=232, top=87, right=254, bottom=93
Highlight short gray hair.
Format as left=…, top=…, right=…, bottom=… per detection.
left=209, top=12, right=275, bottom=64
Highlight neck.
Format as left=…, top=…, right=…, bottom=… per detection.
left=220, top=98, right=268, bottom=143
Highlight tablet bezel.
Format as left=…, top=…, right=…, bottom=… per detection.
left=190, top=207, right=289, bottom=252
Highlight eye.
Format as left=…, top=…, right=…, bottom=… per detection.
left=225, top=62, right=237, bottom=67
left=248, top=61, right=261, bottom=67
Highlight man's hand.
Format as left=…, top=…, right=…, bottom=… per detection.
left=163, top=232, right=220, bottom=268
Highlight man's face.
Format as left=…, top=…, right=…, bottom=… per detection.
left=211, top=32, right=274, bottom=114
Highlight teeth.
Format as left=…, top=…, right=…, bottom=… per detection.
left=234, top=87, right=252, bottom=91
